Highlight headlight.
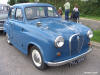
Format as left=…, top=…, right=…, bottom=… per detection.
left=55, top=36, right=64, bottom=48
left=87, top=30, right=93, bottom=39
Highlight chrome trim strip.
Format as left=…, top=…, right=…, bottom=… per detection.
left=77, top=35, right=80, bottom=52
left=77, top=35, right=84, bottom=53
left=47, top=48, right=92, bottom=66
left=69, top=34, right=79, bottom=56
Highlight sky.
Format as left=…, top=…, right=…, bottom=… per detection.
left=0, top=0, right=8, bottom=4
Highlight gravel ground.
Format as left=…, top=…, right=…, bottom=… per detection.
left=80, top=18, right=100, bottom=30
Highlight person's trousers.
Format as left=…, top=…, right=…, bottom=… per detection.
left=65, top=9, right=70, bottom=20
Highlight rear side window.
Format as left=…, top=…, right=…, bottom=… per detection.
left=9, top=8, right=15, bottom=19
left=15, top=8, right=23, bottom=21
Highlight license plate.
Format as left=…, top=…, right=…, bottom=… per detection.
left=70, top=56, right=85, bottom=64
left=77, top=56, right=85, bottom=63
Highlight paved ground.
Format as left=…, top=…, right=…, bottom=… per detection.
left=0, top=33, right=100, bottom=75
left=80, top=18, right=100, bottom=30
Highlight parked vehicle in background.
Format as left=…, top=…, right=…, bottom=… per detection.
left=0, top=4, right=10, bottom=31
left=4, top=3, right=93, bottom=70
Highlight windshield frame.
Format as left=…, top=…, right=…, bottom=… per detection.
left=24, top=6, right=60, bottom=20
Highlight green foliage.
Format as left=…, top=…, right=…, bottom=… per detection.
left=78, top=0, right=100, bottom=16
left=8, top=0, right=100, bottom=17
left=17, top=0, right=29, bottom=3
left=38, top=0, right=100, bottom=17
left=92, top=30, right=100, bottom=43
left=80, top=14, right=100, bottom=21
left=8, top=0, right=29, bottom=5
left=29, top=0, right=34, bottom=2
left=8, top=0, right=16, bottom=5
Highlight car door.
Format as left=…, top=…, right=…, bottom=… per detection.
left=7, top=8, right=15, bottom=41
left=12, top=8, right=25, bottom=51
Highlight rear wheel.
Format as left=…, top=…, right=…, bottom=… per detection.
left=31, top=46, right=47, bottom=70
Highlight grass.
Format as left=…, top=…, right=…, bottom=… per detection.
left=80, top=14, right=100, bottom=21
left=91, top=30, right=100, bottom=43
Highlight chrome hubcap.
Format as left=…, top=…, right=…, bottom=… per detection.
left=32, top=49, right=42, bottom=67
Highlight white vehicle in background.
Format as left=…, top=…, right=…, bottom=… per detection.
left=0, top=4, right=10, bottom=31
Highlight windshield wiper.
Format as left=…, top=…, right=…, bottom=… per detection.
left=40, top=16, right=47, bottom=18
left=27, top=17, right=39, bottom=20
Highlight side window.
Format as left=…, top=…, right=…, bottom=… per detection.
left=48, top=7, right=53, bottom=17
left=9, top=8, right=15, bottom=19
left=15, top=8, right=23, bottom=21
left=47, top=7, right=58, bottom=17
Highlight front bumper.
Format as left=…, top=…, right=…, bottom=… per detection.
left=47, top=47, right=92, bottom=66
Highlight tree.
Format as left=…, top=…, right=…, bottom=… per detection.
left=97, top=0, right=100, bottom=5
left=17, top=0, right=29, bottom=3
left=8, top=0, right=16, bottom=5
left=29, top=0, right=34, bottom=2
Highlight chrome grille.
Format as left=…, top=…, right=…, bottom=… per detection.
left=69, top=34, right=84, bottom=56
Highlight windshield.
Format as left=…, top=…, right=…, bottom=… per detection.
left=25, top=6, right=59, bottom=20
left=0, top=6, right=3, bottom=11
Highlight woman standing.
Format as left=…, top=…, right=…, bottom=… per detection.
left=71, top=4, right=80, bottom=23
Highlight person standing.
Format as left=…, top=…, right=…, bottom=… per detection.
left=64, top=0, right=70, bottom=21
left=72, top=4, right=80, bottom=23
left=58, top=7, right=63, bottom=16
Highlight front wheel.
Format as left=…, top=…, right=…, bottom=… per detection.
left=31, top=46, right=47, bottom=70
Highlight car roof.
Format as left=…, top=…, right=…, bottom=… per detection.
left=13, top=3, right=53, bottom=8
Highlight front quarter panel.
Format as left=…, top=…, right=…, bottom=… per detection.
left=21, top=24, right=57, bottom=62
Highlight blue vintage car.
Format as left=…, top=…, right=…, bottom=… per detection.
left=4, top=3, right=93, bottom=70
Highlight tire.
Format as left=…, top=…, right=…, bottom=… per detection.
left=3, top=31, right=6, bottom=35
left=6, top=33, right=12, bottom=45
left=31, top=46, right=47, bottom=70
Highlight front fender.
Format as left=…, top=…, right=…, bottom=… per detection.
left=27, top=42, right=46, bottom=61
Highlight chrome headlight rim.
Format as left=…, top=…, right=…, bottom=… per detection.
left=55, top=36, right=64, bottom=48
left=87, top=30, right=93, bottom=39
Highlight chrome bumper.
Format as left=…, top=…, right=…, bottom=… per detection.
left=0, top=27, right=4, bottom=30
left=47, top=48, right=92, bottom=66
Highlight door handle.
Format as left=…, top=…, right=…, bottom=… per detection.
left=21, top=28, right=24, bottom=32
